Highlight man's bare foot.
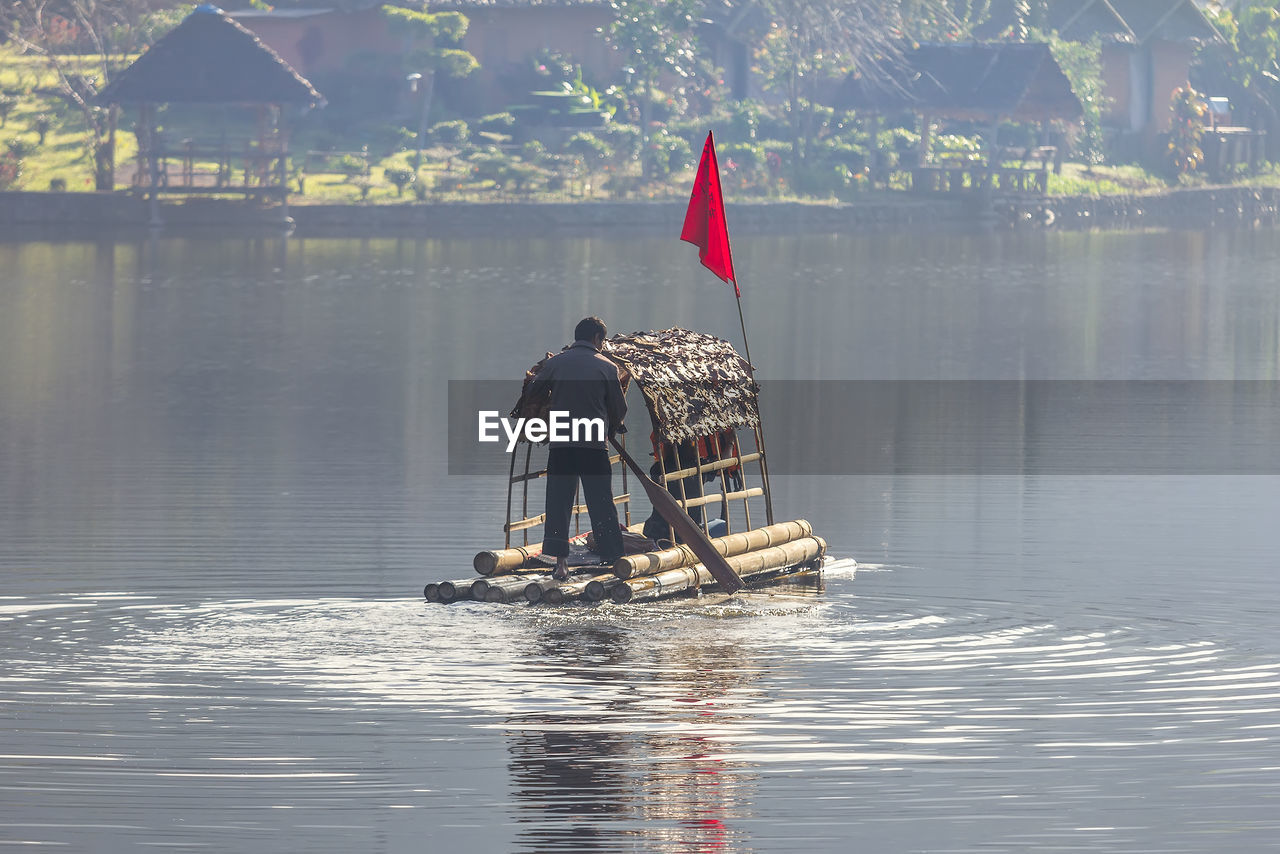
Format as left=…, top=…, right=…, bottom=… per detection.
left=552, top=557, right=569, bottom=581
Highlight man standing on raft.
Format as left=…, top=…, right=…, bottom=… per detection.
left=526, top=316, right=627, bottom=580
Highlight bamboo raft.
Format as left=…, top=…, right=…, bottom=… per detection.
left=426, top=520, right=834, bottom=606
left=425, top=328, right=852, bottom=606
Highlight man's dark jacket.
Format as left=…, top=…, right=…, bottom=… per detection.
left=525, top=341, right=627, bottom=448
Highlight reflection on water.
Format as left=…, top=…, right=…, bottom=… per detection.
left=2, top=229, right=1279, bottom=851
left=3, top=579, right=1278, bottom=851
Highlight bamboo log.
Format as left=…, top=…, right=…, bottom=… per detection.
left=611, top=536, right=826, bottom=604
left=423, top=582, right=441, bottom=602
left=436, top=578, right=477, bottom=604
left=536, top=572, right=619, bottom=606
left=678, top=487, right=763, bottom=510
left=524, top=579, right=556, bottom=603
left=480, top=573, right=544, bottom=604
left=613, top=520, right=814, bottom=579
left=475, top=523, right=643, bottom=577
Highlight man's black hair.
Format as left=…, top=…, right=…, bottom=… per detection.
left=575, top=316, right=607, bottom=342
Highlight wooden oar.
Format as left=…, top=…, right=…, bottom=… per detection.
left=610, top=436, right=744, bottom=594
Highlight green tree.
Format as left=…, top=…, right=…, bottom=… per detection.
left=605, top=0, right=701, bottom=176
left=1044, top=34, right=1108, bottom=166
left=753, top=1, right=957, bottom=176
left=382, top=5, right=479, bottom=168
left=2, top=0, right=162, bottom=189
left=1196, top=1, right=1280, bottom=158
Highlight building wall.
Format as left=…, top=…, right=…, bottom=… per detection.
left=1100, top=40, right=1195, bottom=134
left=452, top=7, right=621, bottom=113
left=1148, top=40, right=1195, bottom=133
left=235, top=10, right=400, bottom=78
left=236, top=6, right=620, bottom=115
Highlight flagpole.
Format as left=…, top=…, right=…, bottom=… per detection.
left=731, top=278, right=775, bottom=526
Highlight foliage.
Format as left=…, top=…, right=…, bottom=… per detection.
left=905, top=0, right=989, bottom=40
left=1043, top=33, right=1108, bottom=166
left=0, top=151, right=20, bottom=190
left=31, top=113, right=52, bottom=145
left=6, top=137, right=35, bottom=158
left=429, top=119, right=469, bottom=147
left=565, top=132, right=609, bottom=169
left=0, top=95, right=17, bottom=128
left=384, top=166, right=416, bottom=196
left=381, top=5, right=479, bottom=129
left=597, top=123, right=640, bottom=164
left=642, top=127, right=693, bottom=178
left=4, top=0, right=125, bottom=188
left=1167, top=86, right=1207, bottom=177
left=751, top=1, right=946, bottom=171
left=475, top=112, right=516, bottom=134
left=606, top=0, right=701, bottom=173
left=1196, top=1, right=1280, bottom=153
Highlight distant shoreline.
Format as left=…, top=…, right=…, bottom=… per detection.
left=2, top=187, right=1279, bottom=237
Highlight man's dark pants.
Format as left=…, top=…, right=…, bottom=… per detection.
left=543, top=446, right=624, bottom=561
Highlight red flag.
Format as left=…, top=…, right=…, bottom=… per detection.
left=680, top=131, right=738, bottom=297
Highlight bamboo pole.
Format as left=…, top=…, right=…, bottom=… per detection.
left=678, top=487, right=762, bottom=511
left=435, top=578, right=478, bottom=604
left=547, top=571, right=622, bottom=604
left=611, top=536, right=826, bottom=603
left=504, top=440, right=518, bottom=549
left=613, top=519, right=813, bottom=579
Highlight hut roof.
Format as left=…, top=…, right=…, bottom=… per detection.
left=95, top=5, right=323, bottom=106
left=1108, top=0, right=1222, bottom=45
left=514, top=328, right=760, bottom=446
left=835, top=42, right=1083, bottom=123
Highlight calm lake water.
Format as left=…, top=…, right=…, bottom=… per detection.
left=2, top=225, right=1279, bottom=852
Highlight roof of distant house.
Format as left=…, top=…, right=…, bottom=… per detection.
left=836, top=42, right=1083, bottom=123
left=95, top=5, right=324, bottom=106
left=976, top=0, right=1222, bottom=45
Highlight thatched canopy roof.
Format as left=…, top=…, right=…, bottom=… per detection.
left=95, top=5, right=323, bottom=106
left=514, top=328, right=760, bottom=446
left=835, top=42, right=1083, bottom=123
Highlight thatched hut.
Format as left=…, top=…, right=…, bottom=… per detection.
left=95, top=4, right=324, bottom=225
left=836, top=42, right=1082, bottom=194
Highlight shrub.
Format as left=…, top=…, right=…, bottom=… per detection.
left=812, top=139, right=867, bottom=172
left=0, top=152, right=20, bottom=190
left=428, top=119, right=469, bottom=147
left=351, top=176, right=376, bottom=200
left=643, top=129, right=693, bottom=178
left=726, top=100, right=764, bottom=142
left=336, top=153, right=368, bottom=179
left=32, top=114, right=53, bottom=145
left=564, top=132, right=609, bottom=169
left=597, top=123, right=640, bottom=163
left=520, top=139, right=547, bottom=163
left=49, top=176, right=66, bottom=192
left=1167, top=86, right=1207, bottom=178
left=474, top=112, right=516, bottom=135
left=412, top=172, right=433, bottom=200
left=0, top=96, right=16, bottom=128
left=5, top=137, right=35, bottom=158
left=384, top=167, right=415, bottom=196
